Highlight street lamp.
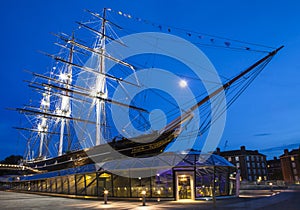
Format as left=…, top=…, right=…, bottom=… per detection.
left=141, top=190, right=146, bottom=206
left=104, top=189, right=109, bottom=204
left=269, top=182, right=273, bottom=192
left=157, top=190, right=161, bottom=202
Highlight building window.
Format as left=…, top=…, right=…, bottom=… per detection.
left=292, top=162, right=296, bottom=168
left=291, top=156, right=295, bottom=161
left=248, top=169, right=251, bottom=175
left=257, top=163, right=261, bottom=168
left=235, top=156, right=239, bottom=162
left=248, top=176, right=252, bottom=181
left=252, top=162, right=256, bottom=168
left=228, top=157, right=232, bottom=162
left=251, top=156, right=255, bottom=161
left=247, top=162, right=250, bottom=168
left=236, top=162, right=240, bottom=168
left=293, top=169, right=297, bottom=175
left=262, top=162, right=265, bottom=168
left=246, top=156, right=250, bottom=161
left=113, top=176, right=130, bottom=197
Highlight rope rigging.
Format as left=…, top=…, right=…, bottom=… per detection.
left=16, top=8, right=282, bottom=160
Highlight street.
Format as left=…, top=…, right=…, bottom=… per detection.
left=0, top=190, right=299, bottom=209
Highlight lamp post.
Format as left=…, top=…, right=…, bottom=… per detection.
left=269, top=182, right=273, bottom=192
left=104, top=189, right=108, bottom=204
left=157, top=190, right=161, bottom=202
left=141, top=190, right=146, bottom=206
left=212, top=166, right=216, bottom=208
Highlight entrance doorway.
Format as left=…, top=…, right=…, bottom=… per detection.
left=176, top=172, right=194, bottom=200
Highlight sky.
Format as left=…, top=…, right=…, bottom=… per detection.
left=0, top=0, right=300, bottom=160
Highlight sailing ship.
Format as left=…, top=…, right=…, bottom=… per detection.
left=14, top=8, right=283, bottom=172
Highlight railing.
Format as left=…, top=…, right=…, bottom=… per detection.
left=0, top=164, right=41, bottom=173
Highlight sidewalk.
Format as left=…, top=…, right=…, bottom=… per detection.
left=0, top=190, right=299, bottom=210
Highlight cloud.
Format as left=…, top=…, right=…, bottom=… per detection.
left=253, top=133, right=271, bottom=137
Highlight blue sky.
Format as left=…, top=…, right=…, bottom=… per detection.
left=0, top=0, right=299, bottom=160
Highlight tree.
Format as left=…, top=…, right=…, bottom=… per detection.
left=0, top=155, right=23, bottom=165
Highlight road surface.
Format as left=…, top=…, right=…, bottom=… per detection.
left=0, top=190, right=299, bottom=209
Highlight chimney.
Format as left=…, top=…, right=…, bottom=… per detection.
left=274, top=157, right=277, bottom=160
left=241, top=146, right=246, bottom=151
left=284, top=149, right=289, bottom=156
left=216, top=148, right=221, bottom=155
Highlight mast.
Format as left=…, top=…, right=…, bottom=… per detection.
left=66, top=34, right=74, bottom=152
left=95, top=8, right=107, bottom=145
left=161, top=46, right=284, bottom=133
left=38, top=86, right=51, bottom=158
left=58, top=33, right=74, bottom=156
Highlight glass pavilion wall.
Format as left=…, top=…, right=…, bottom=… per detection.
left=3, top=153, right=237, bottom=199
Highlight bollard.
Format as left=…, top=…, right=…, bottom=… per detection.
left=104, top=190, right=108, bottom=204
left=141, top=190, right=146, bottom=206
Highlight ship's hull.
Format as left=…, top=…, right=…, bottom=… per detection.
left=24, top=129, right=180, bottom=172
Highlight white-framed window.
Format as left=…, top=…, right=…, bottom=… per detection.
left=235, top=156, right=239, bottom=161
left=246, top=156, right=250, bottom=161
left=236, top=162, right=240, bottom=168
left=293, top=168, right=297, bottom=175
left=292, top=162, right=296, bottom=168
left=228, top=157, right=232, bottom=162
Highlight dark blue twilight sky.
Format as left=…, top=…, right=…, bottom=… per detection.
left=0, top=0, right=299, bottom=160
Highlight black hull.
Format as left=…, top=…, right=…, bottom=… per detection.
left=24, top=129, right=179, bottom=172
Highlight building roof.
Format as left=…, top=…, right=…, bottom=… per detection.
left=216, top=146, right=266, bottom=157
left=267, top=157, right=281, bottom=164
left=280, top=148, right=300, bottom=158
left=12, top=151, right=234, bottom=181
left=97, top=151, right=234, bottom=171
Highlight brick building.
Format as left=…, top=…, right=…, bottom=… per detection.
left=280, top=148, right=300, bottom=183
left=216, top=146, right=267, bottom=182
left=267, top=157, right=283, bottom=180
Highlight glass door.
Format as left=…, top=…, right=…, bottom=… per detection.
left=177, top=175, right=192, bottom=199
